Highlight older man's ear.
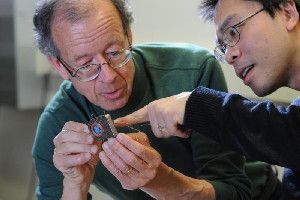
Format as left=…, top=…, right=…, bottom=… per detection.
left=48, top=56, right=70, bottom=80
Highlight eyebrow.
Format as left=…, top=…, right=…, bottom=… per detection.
left=73, top=54, right=91, bottom=63
left=215, top=14, right=239, bottom=45
left=73, top=37, right=124, bottom=63
left=217, top=14, right=238, bottom=34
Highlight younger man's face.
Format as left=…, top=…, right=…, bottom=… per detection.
left=214, top=0, right=295, bottom=96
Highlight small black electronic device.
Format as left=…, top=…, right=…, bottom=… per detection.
left=87, top=114, right=118, bottom=142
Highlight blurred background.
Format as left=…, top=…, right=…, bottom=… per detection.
left=0, top=0, right=297, bottom=199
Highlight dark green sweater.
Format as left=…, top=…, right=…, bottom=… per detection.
left=33, top=43, right=271, bottom=200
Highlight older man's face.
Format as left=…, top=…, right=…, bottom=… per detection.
left=214, top=0, right=297, bottom=96
left=52, top=0, right=135, bottom=111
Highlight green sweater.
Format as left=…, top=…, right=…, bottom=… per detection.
left=33, top=43, right=270, bottom=200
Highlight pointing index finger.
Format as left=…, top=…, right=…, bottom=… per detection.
left=114, top=105, right=149, bottom=127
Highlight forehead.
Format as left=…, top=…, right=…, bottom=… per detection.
left=214, top=0, right=262, bottom=33
left=53, top=0, right=123, bottom=33
left=52, top=0, right=125, bottom=59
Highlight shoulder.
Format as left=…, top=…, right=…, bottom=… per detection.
left=132, top=42, right=216, bottom=68
left=45, top=80, right=84, bottom=113
left=132, top=42, right=213, bottom=58
left=40, top=80, right=91, bottom=129
left=33, top=81, right=90, bottom=154
left=133, top=42, right=211, bottom=54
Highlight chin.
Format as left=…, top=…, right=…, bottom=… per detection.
left=100, top=98, right=129, bottom=111
left=104, top=104, right=124, bottom=111
left=252, top=85, right=277, bottom=97
left=254, top=91, right=267, bottom=97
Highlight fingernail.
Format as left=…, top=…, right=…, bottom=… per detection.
left=107, top=138, right=115, bottom=145
left=83, top=125, right=90, bottom=133
left=102, top=142, right=108, bottom=150
left=99, top=151, right=104, bottom=160
left=87, top=136, right=94, bottom=144
left=116, top=133, right=126, bottom=141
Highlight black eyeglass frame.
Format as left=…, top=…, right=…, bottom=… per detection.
left=214, top=8, right=265, bottom=62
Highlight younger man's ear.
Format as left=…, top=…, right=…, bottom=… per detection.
left=47, top=56, right=70, bottom=80
left=282, top=0, right=299, bottom=31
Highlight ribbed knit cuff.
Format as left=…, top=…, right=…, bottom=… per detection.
left=184, top=86, right=226, bottom=140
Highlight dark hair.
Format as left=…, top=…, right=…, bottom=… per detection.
left=199, top=0, right=300, bottom=22
left=33, top=0, right=133, bottom=57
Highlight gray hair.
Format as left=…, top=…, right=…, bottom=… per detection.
left=33, top=0, right=134, bottom=57
left=199, top=0, right=300, bottom=22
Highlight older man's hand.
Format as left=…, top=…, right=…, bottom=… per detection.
left=53, top=121, right=100, bottom=189
left=99, top=132, right=162, bottom=190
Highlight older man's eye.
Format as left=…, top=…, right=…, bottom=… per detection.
left=79, top=65, right=93, bottom=72
left=107, top=51, right=121, bottom=59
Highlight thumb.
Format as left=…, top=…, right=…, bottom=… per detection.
left=114, top=105, right=149, bottom=127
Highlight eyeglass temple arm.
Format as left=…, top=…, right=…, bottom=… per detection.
left=56, top=57, right=76, bottom=77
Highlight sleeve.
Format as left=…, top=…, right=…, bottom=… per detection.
left=32, top=111, right=64, bottom=199
left=190, top=133, right=252, bottom=200
left=184, top=86, right=300, bottom=170
left=190, top=56, right=252, bottom=200
left=32, top=111, right=93, bottom=199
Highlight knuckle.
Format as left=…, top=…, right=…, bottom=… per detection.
left=110, top=142, right=119, bottom=152
left=148, top=101, right=155, bottom=108
left=53, top=132, right=64, bottom=145
left=76, top=153, right=88, bottom=164
left=149, top=101, right=157, bottom=111
left=53, top=131, right=68, bottom=146
left=53, top=155, right=58, bottom=164
left=64, top=121, right=74, bottom=127
left=128, top=156, right=138, bottom=165
left=139, top=132, right=149, bottom=143
left=153, top=153, right=162, bottom=165
left=146, top=170, right=157, bottom=179
left=122, top=183, right=136, bottom=190
left=76, top=155, right=84, bottom=163
left=53, top=135, right=59, bottom=145
left=135, top=147, right=145, bottom=157
left=53, top=156, right=62, bottom=171
left=63, top=145, right=72, bottom=153
left=121, top=184, right=129, bottom=190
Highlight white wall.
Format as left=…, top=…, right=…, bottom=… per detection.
left=12, top=0, right=298, bottom=110
left=130, top=0, right=299, bottom=103
left=14, top=0, right=46, bottom=109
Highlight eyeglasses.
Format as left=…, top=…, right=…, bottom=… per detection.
left=57, top=46, right=132, bottom=82
left=214, top=8, right=265, bottom=62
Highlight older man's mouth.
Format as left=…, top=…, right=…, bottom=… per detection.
left=102, top=88, right=124, bottom=99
